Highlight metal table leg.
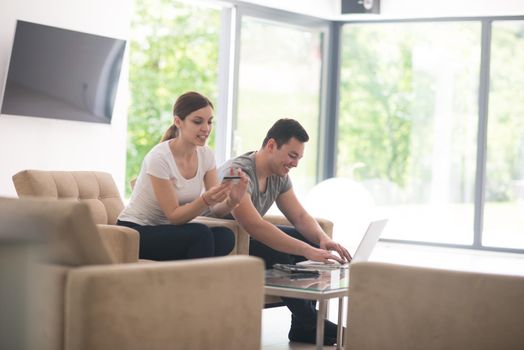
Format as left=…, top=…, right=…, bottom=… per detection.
left=316, top=300, right=327, bottom=350
left=336, top=297, right=344, bottom=349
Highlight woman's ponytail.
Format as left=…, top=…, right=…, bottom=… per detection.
left=160, top=124, right=178, bottom=142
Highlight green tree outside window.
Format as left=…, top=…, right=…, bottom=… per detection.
left=127, top=0, right=220, bottom=196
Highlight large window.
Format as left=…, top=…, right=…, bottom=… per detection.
left=338, top=22, right=481, bottom=244
left=483, top=20, right=524, bottom=249
left=127, top=0, right=222, bottom=195
left=234, top=16, right=324, bottom=197
left=126, top=2, right=523, bottom=254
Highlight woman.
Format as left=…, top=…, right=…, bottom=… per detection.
left=118, top=91, right=248, bottom=260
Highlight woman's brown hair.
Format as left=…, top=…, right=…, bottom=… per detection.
left=160, top=91, right=214, bottom=142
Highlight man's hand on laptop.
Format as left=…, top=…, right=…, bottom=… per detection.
left=304, top=246, right=346, bottom=264
left=320, top=238, right=352, bottom=263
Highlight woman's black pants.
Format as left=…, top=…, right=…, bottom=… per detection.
left=117, top=220, right=235, bottom=260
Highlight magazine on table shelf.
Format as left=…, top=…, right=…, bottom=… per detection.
left=296, top=260, right=350, bottom=270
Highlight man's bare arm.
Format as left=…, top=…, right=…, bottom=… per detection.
left=276, top=188, right=352, bottom=262
left=231, top=193, right=344, bottom=263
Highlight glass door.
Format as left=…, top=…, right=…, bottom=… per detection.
left=483, top=20, right=524, bottom=249
left=234, top=15, right=325, bottom=199
left=338, top=22, right=481, bottom=245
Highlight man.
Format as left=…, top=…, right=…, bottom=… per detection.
left=209, top=118, right=352, bottom=345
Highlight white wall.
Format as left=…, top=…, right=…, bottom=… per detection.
left=243, top=0, right=524, bottom=19
left=0, top=0, right=132, bottom=197
left=238, top=0, right=338, bottom=18
left=378, top=0, right=524, bottom=18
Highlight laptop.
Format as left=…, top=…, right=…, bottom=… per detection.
left=350, top=218, right=388, bottom=263
left=297, top=218, right=388, bottom=269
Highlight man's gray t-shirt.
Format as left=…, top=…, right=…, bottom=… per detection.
left=214, top=151, right=292, bottom=217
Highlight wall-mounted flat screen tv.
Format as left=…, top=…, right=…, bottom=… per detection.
left=0, top=20, right=126, bottom=124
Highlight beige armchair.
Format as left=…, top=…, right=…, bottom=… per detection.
left=0, top=196, right=265, bottom=350
left=13, top=170, right=140, bottom=262
left=346, top=262, right=524, bottom=350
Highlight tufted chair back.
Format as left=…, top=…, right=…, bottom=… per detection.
left=12, top=170, right=124, bottom=225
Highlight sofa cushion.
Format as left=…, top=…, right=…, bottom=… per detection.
left=12, top=170, right=124, bottom=225
left=0, top=197, right=114, bottom=266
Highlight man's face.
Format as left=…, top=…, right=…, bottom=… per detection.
left=268, top=137, right=305, bottom=177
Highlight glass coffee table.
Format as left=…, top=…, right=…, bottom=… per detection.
left=265, top=268, right=349, bottom=350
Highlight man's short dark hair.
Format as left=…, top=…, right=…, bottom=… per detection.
left=262, top=118, right=309, bottom=148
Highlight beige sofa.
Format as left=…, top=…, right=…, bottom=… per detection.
left=0, top=196, right=265, bottom=350
left=346, top=261, right=524, bottom=350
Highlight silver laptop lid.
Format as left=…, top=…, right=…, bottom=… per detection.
left=351, top=219, right=388, bottom=263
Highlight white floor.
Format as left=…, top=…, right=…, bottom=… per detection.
left=261, top=241, right=524, bottom=350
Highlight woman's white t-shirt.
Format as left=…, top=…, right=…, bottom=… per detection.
left=118, top=141, right=216, bottom=225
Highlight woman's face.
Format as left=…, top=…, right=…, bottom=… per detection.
left=175, top=105, right=214, bottom=146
